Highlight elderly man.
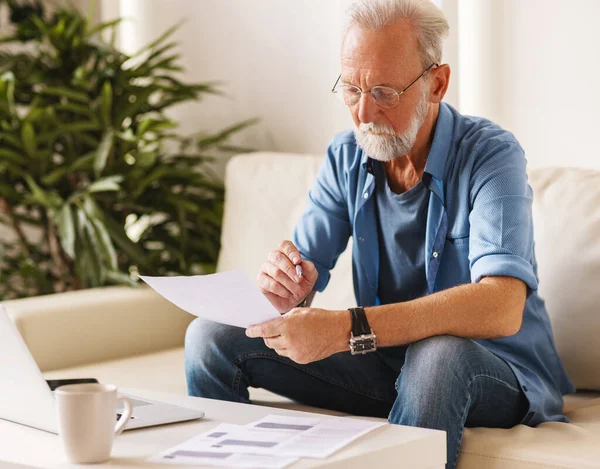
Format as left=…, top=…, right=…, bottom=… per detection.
left=185, top=0, right=574, bottom=467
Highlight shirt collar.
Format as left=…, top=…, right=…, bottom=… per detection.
left=423, top=102, right=453, bottom=182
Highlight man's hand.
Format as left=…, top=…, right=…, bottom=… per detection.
left=258, top=240, right=318, bottom=314
left=245, top=308, right=351, bottom=364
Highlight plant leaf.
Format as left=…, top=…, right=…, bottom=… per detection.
left=59, top=121, right=101, bottom=133
left=24, top=175, right=63, bottom=209
left=86, top=18, right=123, bottom=38
left=21, top=122, right=36, bottom=158
left=79, top=209, right=104, bottom=286
left=87, top=174, right=123, bottom=193
left=55, top=102, right=93, bottom=116
left=90, top=216, right=118, bottom=270
left=68, top=151, right=96, bottom=172
left=0, top=148, right=25, bottom=165
left=86, top=0, right=98, bottom=30
left=94, top=128, right=114, bottom=177
left=56, top=204, right=76, bottom=259
left=101, top=211, right=151, bottom=269
left=105, top=270, right=138, bottom=287
left=0, top=131, right=22, bottom=149
left=41, top=167, right=68, bottom=186
left=100, top=81, right=112, bottom=127
left=131, top=21, right=183, bottom=58
left=196, top=118, right=259, bottom=149
left=40, top=86, right=89, bottom=103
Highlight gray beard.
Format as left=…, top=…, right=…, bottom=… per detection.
left=353, top=93, right=429, bottom=162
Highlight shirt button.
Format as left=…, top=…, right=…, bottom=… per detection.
left=433, top=251, right=439, bottom=258
left=359, top=237, right=365, bottom=241
left=363, top=192, right=369, bottom=199
left=523, top=385, right=528, bottom=392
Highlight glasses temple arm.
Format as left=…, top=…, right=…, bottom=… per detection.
left=331, top=74, right=341, bottom=93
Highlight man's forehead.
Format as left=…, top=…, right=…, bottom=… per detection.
left=340, top=21, right=421, bottom=81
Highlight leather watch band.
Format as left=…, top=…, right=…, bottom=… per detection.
left=349, top=307, right=371, bottom=336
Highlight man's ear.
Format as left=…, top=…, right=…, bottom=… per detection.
left=429, top=64, right=451, bottom=103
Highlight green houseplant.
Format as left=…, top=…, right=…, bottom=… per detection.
left=0, top=0, right=256, bottom=299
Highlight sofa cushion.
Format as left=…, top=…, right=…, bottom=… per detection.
left=529, top=167, right=600, bottom=391
left=3, top=287, right=193, bottom=372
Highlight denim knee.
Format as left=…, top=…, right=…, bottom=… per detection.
left=185, top=319, right=239, bottom=375
left=395, top=336, right=474, bottom=400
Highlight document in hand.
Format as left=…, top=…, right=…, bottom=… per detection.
left=140, top=270, right=280, bottom=328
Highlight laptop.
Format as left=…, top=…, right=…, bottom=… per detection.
left=0, top=305, right=204, bottom=434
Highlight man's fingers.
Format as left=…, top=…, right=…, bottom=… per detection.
left=257, top=271, right=293, bottom=299
left=263, top=336, right=285, bottom=350
left=298, top=259, right=318, bottom=284
left=268, top=250, right=302, bottom=284
left=246, top=318, right=282, bottom=338
left=262, top=262, right=304, bottom=297
left=278, top=240, right=301, bottom=265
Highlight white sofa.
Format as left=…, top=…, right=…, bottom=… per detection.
left=4, top=153, right=600, bottom=469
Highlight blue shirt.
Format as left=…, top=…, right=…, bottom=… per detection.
left=293, top=102, right=575, bottom=426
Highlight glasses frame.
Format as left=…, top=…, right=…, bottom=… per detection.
left=331, top=62, right=439, bottom=108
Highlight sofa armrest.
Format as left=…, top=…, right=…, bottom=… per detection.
left=2, top=286, right=193, bottom=372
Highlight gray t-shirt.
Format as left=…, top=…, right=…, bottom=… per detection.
left=375, top=161, right=430, bottom=305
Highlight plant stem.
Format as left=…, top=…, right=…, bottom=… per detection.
left=0, top=196, right=31, bottom=258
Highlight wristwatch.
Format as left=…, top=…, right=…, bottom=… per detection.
left=348, top=307, right=377, bottom=355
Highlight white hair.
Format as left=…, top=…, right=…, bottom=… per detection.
left=346, top=0, right=449, bottom=68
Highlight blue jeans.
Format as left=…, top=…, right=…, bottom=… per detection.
left=185, top=319, right=528, bottom=469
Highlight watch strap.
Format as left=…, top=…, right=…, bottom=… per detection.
left=348, top=307, right=371, bottom=336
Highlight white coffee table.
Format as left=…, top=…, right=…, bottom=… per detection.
left=0, top=388, right=446, bottom=468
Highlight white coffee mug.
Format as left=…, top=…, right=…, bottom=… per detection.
left=55, top=383, right=133, bottom=464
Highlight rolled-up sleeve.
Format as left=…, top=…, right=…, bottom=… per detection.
left=293, top=141, right=352, bottom=292
left=468, top=141, right=538, bottom=292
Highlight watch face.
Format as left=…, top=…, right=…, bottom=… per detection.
left=350, top=333, right=377, bottom=355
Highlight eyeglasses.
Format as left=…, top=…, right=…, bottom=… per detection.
left=331, top=63, right=438, bottom=109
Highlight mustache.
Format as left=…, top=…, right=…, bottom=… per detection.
left=357, top=122, right=396, bottom=137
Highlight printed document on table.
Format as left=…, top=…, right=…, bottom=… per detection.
left=140, top=270, right=280, bottom=328
left=207, top=414, right=386, bottom=459
left=149, top=423, right=298, bottom=468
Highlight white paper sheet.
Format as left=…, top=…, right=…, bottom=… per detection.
left=206, top=415, right=386, bottom=459
left=149, top=424, right=298, bottom=468
left=140, top=270, right=280, bottom=328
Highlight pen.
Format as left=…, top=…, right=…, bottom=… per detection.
left=296, top=264, right=303, bottom=279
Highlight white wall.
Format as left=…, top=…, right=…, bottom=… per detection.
left=502, top=0, right=600, bottom=170
left=451, top=0, right=600, bottom=170
left=116, top=0, right=354, bottom=176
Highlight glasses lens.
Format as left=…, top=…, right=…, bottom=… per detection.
left=371, top=86, right=399, bottom=109
left=334, top=85, right=360, bottom=106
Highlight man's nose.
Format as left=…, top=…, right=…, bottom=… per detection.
left=357, top=92, right=379, bottom=124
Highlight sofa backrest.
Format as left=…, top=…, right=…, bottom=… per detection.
left=217, top=152, right=600, bottom=391
left=529, top=167, right=600, bottom=391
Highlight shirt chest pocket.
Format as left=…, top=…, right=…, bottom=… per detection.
left=435, top=236, right=471, bottom=291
